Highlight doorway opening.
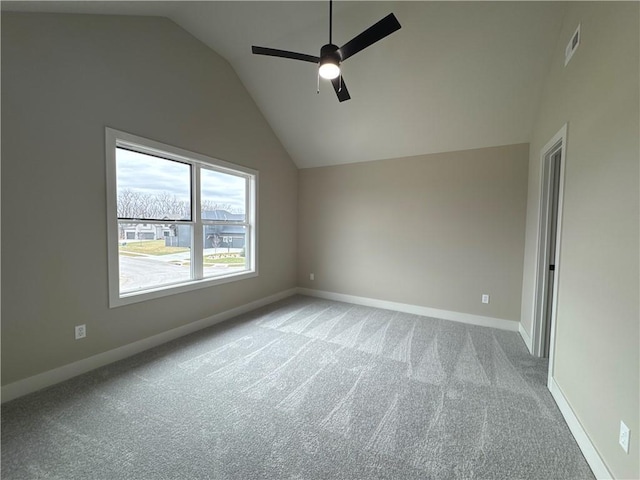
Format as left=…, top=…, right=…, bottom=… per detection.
left=533, top=124, right=567, bottom=368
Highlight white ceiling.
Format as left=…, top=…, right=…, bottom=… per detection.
left=3, top=1, right=566, bottom=168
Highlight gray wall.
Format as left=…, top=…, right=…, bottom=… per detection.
left=520, top=3, right=639, bottom=478
left=298, top=144, right=529, bottom=322
left=1, top=13, right=298, bottom=385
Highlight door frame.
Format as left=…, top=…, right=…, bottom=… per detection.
left=531, top=124, right=567, bottom=383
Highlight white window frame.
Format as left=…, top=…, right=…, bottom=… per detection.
left=105, top=127, right=258, bottom=307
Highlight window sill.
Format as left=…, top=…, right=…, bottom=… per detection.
left=109, top=269, right=258, bottom=308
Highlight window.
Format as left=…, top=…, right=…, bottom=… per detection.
left=106, top=128, right=257, bottom=307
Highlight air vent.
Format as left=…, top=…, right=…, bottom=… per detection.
left=564, top=24, right=580, bottom=66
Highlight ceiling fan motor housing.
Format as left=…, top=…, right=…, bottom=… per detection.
left=320, top=43, right=341, bottom=66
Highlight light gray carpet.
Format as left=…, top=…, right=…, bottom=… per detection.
left=2, top=295, right=594, bottom=479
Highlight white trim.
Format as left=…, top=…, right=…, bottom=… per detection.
left=1, top=288, right=297, bottom=403
left=297, top=288, right=519, bottom=331
left=518, top=322, right=533, bottom=354
left=105, top=128, right=120, bottom=305
left=547, top=125, right=568, bottom=388
left=531, top=123, right=568, bottom=361
left=193, top=164, right=203, bottom=280
left=548, top=377, right=612, bottom=479
left=248, top=172, right=258, bottom=275
left=107, top=128, right=258, bottom=177
left=105, top=127, right=258, bottom=308
left=115, top=270, right=259, bottom=306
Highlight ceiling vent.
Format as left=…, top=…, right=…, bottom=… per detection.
left=564, top=24, right=580, bottom=66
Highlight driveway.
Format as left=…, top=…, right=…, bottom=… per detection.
left=119, top=254, right=240, bottom=293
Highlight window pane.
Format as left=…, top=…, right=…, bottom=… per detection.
left=203, top=226, right=247, bottom=278
left=116, top=147, right=191, bottom=221
left=119, top=223, right=192, bottom=293
left=201, top=169, right=246, bottom=221
left=108, top=129, right=257, bottom=306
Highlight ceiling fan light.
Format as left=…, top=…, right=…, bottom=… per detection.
left=319, top=61, right=340, bottom=80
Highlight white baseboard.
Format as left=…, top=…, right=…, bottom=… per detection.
left=1, top=288, right=297, bottom=404
left=518, top=322, right=533, bottom=353
left=296, top=288, right=519, bottom=332
left=548, top=377, right=612, bottom=479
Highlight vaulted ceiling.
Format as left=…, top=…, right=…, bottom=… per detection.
left=3, top=1, right=566, bottom=168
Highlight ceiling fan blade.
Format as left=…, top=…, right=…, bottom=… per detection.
left=331, top=75, right=351, bottom=102
left=337, top=13, right=401, bottom=62
left=252, top=46, right=319, bottom=64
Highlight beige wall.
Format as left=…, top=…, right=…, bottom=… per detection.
left=298, top=144, right=529, bottom=322
left=1, top=13, right=298, bottom=385
left=4, top=7, right=638, bottom=477
left=520, top=3, right=639, bottom=478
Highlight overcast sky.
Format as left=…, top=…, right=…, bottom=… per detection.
left=116, top=148, right=246, bottom=213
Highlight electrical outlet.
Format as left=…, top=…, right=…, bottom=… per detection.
left=619, top=421, right=630, bottom=454
left=482, top=294, right=490, bottom=304
left=75, top=324, right=86, bottom=340
left=310, top=273, right=315, bottom=281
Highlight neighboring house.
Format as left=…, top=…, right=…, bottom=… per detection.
left=121, top=223, right=173, bottom=241
left=171, top=210, right=245, bottom=249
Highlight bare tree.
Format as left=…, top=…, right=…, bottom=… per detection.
left=117, top=189, right=137, bottom=218
left=211, top=234, right=221, bottom=253
left=118, top=189, right=245, bottom=223
left=153, top=192, right=189, bottom=220
left=117, top=189, right=189, bottom=220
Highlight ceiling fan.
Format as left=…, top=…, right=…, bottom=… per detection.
left=251, top=0, right=401, bottom=102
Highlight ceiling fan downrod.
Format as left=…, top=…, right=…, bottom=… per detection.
left=329, top=0, right=333, bottom=45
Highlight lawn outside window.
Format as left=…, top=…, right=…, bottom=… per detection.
left=105, top=128, right=257, bottom=307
